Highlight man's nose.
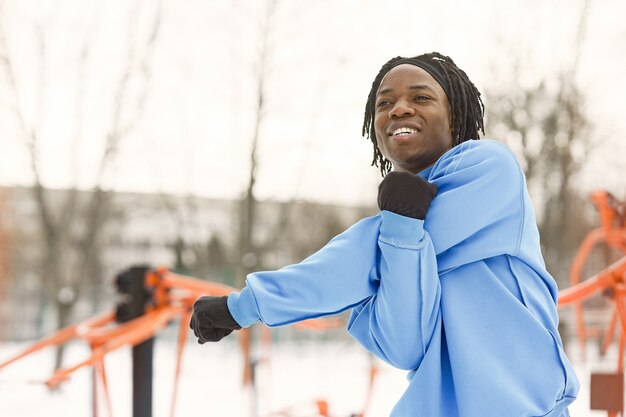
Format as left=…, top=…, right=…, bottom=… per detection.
left=389, top=100, right=415, bottom=118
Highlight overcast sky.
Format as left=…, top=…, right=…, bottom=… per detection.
left=1, top=0, right=625, bottom=206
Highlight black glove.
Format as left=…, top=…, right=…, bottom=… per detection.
left=190, top=295, right=242, bottom=343
left=377, top=171, right=438, bottom=220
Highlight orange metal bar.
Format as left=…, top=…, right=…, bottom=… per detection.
left=94, top=358, right=113, bottom=417
left=169, top=310, right=192, bottom=417
left=602, top=307, right=619, bottom=356
left=46, top=306, right=181, bottom=388
left=0, top=311, right=115, bottom=370
left=613, top=290, right=626, bottom=374
left=567, top=228, right=610, bottom=356
left=86, top=315, right=156, bottom=346
left=617, top=324, right=626, bottom=373
left=559, top=258, right=626, bottom=306
left=569, top=229, right=608, bottom=287
left=157, top=269, right=237, bottom=296
left=592, top=191, right=615, bottom=232
left=239, top=328, right=252, bottom=387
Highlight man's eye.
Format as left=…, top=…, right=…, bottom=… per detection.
left=376, top=100, right=390, bottom=108
left=415, top=95, right=430, bottom=101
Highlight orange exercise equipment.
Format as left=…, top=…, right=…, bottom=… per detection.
left=0, top=266, right=376, bottom=417
left=558, top=190, right=626, bottom=416
left=559, top=191, right=626, bottom=356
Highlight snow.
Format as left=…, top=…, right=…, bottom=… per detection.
left=0, top=336, right=615, bottom=417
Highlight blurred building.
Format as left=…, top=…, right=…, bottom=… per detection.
left=0, top=185, right=375, bottom=340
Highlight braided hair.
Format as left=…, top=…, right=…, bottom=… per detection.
left=362, top=52, right=485, bottom=176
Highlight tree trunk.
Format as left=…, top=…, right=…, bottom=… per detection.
left=53, top=301, right=73, bottom=372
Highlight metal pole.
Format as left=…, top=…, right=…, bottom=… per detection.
left=115, top=265, right=154, bottom=417
left=132, top=338, right=154, bottom=417
left=92, top=366, right=99, bottom=417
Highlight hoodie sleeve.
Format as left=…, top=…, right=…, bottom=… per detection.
left=425, top=140, right=526, bottom=271
left=226, top=215, right=383, bottom=328
left=346, top=211, right=441, bottom=370
left=227, top=209, right=441, bottom=372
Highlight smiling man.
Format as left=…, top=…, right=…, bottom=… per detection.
left=190, top=52, right=579, bottom=417
left=373, top=64, right=453, bottom=174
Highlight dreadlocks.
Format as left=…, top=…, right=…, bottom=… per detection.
left=362, top=52, right=485, bottom=176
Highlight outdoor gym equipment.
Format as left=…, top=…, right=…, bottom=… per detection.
left=0, top=265, right=374, bottom=417
left=558, top=190, right=626, bottom=416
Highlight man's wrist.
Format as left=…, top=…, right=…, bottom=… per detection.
left=379, top=210, right=425, bottom=248
left=227, top=287, right=261, bottom=328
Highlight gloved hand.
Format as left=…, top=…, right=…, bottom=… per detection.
left=377, top=171, right=438, bottom=220
left=190, top=295, right=242, bottom=343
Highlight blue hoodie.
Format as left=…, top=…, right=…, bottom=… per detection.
left=227, top=139, right=579, bottom=417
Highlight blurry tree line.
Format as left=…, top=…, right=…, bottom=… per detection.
left=0, top=0, right=619, bottom=373
left=0, top=0, right=163, bottom=369
left=486, top=74, right=594, bottom=287
left=0, top=187, right=373, bottom=335
left=485, top=0, right=618, bottom=288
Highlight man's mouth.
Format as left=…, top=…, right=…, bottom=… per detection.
left=390, top=127, right=420, bottom=137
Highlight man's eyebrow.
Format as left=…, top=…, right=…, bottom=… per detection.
left=377, top=84, right=437, bottom=96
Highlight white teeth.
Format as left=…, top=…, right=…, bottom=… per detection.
left=391, top=127, right=418, bottom=136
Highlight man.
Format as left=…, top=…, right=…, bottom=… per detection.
left=190, top=52, right=579, bottom=416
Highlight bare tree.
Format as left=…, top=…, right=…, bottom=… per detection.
left=0, top=1, right=162, bottom=370
left=237, top=0, right=279, bottom=288
left=486, top=0, right=594, bottom=285
left=0, top=188, right=8, bottom=339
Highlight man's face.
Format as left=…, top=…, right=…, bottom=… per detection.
left=374, top=64, right=453, bottom=174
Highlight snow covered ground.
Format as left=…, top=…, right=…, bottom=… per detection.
left=0, top=335, right=617, bottom=417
